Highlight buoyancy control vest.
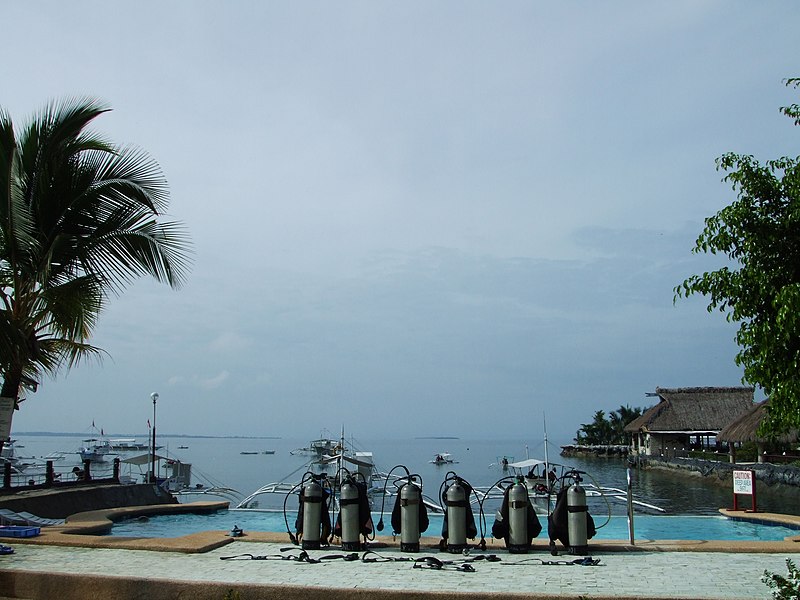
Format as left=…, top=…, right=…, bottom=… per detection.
left=547, top=486, right=596, bottom=548
left=491, top=482, right=542, bottom=548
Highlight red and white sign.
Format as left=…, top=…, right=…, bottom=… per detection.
left=732, top=469, right=757, bottom=512
left=733, top=470, right=754, bottom=495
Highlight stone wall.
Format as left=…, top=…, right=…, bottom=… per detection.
left=0, top=483, right=176, bottom=519
left=637, top=456, right=800, bottom=488
left=560, top=444, right=629, bottom=457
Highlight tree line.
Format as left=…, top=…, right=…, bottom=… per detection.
left=573, top=405, right=643, bottom=446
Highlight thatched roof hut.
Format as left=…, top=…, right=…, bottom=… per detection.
left=716, top=399, right=799, bottom=444
left=625, top=386, right=754, bottom=434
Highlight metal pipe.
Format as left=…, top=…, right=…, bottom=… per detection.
left=151, top=392, right=159, bottom=483
left=626, top=467, right=635, bottom=545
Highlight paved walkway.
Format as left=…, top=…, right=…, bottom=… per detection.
left=1, top=506, right=799, bottom=599
left=1, top=538, right=799, bottom=600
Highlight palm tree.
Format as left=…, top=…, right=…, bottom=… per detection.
left=0, top=97, right=192, bottom=420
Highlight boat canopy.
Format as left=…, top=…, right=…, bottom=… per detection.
left=507, top=458, right=547, bottom=470
left=119, top=452, right=170, bottom=466
left=319, top=453, right=373, bottom=468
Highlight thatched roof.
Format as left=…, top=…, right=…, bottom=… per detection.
left=716, top=399, right=799, bottom=443
left=624, top=386, right=754, bottom=433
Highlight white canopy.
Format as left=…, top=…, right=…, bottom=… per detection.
left=119, top=453, right=171, bottom=466
left=507, top=458, right=547, bottom=470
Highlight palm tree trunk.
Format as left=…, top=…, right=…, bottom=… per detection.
left=1, top=369, right=21, bottom=401
left=0, top=371, right=20, bottom=442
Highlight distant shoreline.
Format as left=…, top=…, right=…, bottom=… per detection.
left=13, top=431, right=282, bottom=440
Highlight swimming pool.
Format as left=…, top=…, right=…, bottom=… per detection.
left=110, top=510, right=799, bottom=542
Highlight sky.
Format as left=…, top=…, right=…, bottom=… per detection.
left=2, top=1, right=798, bottom=443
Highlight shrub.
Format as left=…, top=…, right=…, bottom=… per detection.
left=762, top=559, right=799, bottom=600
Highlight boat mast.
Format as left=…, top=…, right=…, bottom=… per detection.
left=543, top=413, right=550, bottom=482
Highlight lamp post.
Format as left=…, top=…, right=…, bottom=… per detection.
left=150, top=392, right=159, bottom=483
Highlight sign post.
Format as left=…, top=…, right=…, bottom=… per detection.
left=732, top=469, right=757, bottom=512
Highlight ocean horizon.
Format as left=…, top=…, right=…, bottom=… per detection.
left=7, top=432, right=799, bottom=517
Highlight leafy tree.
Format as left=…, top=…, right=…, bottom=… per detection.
left=675, top=79, right=800, bottom=435
left=0, top=98, right=192, bottom=423
left=574, top=405, right=642, bottom=445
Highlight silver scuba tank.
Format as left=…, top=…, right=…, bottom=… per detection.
left=445, top=480, right=467, bottom=552
left=340, top=479, right=361, bottom=550
left=508, top=479, right=529, bottom=554
left=301, top=479, right=323, bottom=550
left=400, top=481, right=421, bottom=552
left=567, top=480, right=588, bottom=555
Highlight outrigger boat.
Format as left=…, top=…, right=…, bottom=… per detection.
left=77, top=439, right=115, bottom=463
left=236, top=434, right=385, bottom=511
left=430, top=453, right=456, bottom=465
left=0, top=440, right=39, bottom=473
left=230, top=432, right=441, bottom=515
left=107, top=438, right=151, bottom=451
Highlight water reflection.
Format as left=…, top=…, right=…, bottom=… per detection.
left=566, top=456, right=800, bottom=516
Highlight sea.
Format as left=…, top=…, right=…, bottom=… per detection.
left=8, top=432, right=800, bottom=517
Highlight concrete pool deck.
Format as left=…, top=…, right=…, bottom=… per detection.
left=0, top=505, right=799, bottom=599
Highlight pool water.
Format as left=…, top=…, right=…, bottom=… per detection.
left=110, top=510, right=799, bottom=542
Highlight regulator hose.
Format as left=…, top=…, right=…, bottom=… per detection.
left=376, top=464, right=412, bottom=532
left=285, top=471, right=326, bottom=545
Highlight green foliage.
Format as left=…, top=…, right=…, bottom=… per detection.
left=687, top=449, right=727, bottom=461
left=676, top=78, right=800, bottom=436
left=574, top=405, right=643, bottom=445
left=0, top=98, right=192, bottom=403
left=222, top=590, right=242, bottom=600
left=762, top=559, right=800, bottom=600
left=735, top=442, right=759, bottom=462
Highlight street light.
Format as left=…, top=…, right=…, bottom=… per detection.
left=150, top=392, right=159, bottom=483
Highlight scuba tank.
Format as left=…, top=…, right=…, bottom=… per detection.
left=440, top=474, right=478, bottom=553
left=507, top=478, right=530, bottom=553
left=445, top=479, right=468, bottom=552
left=547, top=470, right=595, bottom=555
left=300, top=477, right=324, bottom=550
left=399, top=480, right=422, bottom=552
left=566, top=478, right=588, bottom=555
left=378, top=467, right=429, bottom=554
left=491, top=477, right=542, bottom=554
left=334, top=474, right=374, bottom=550
left=339, top=478, right=361, bottom=550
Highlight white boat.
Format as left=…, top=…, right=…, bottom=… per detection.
left=507, top=458, right=558, bottom=491
left=229, top=432, right=426, bottom=514
left=430, top=452, right=456, bottom=465
left=77, top=439, right=115, bottom=463
left=290, top=436, right=341, bottom=459
left=0, top=440, right=37, bottom=473
left=108, top=438, right=150, bottom=452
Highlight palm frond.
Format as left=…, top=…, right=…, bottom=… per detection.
left=0, top=97, right=192, bottom=401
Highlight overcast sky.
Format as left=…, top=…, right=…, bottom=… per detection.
left=3, top=1, right=798, bottom=442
